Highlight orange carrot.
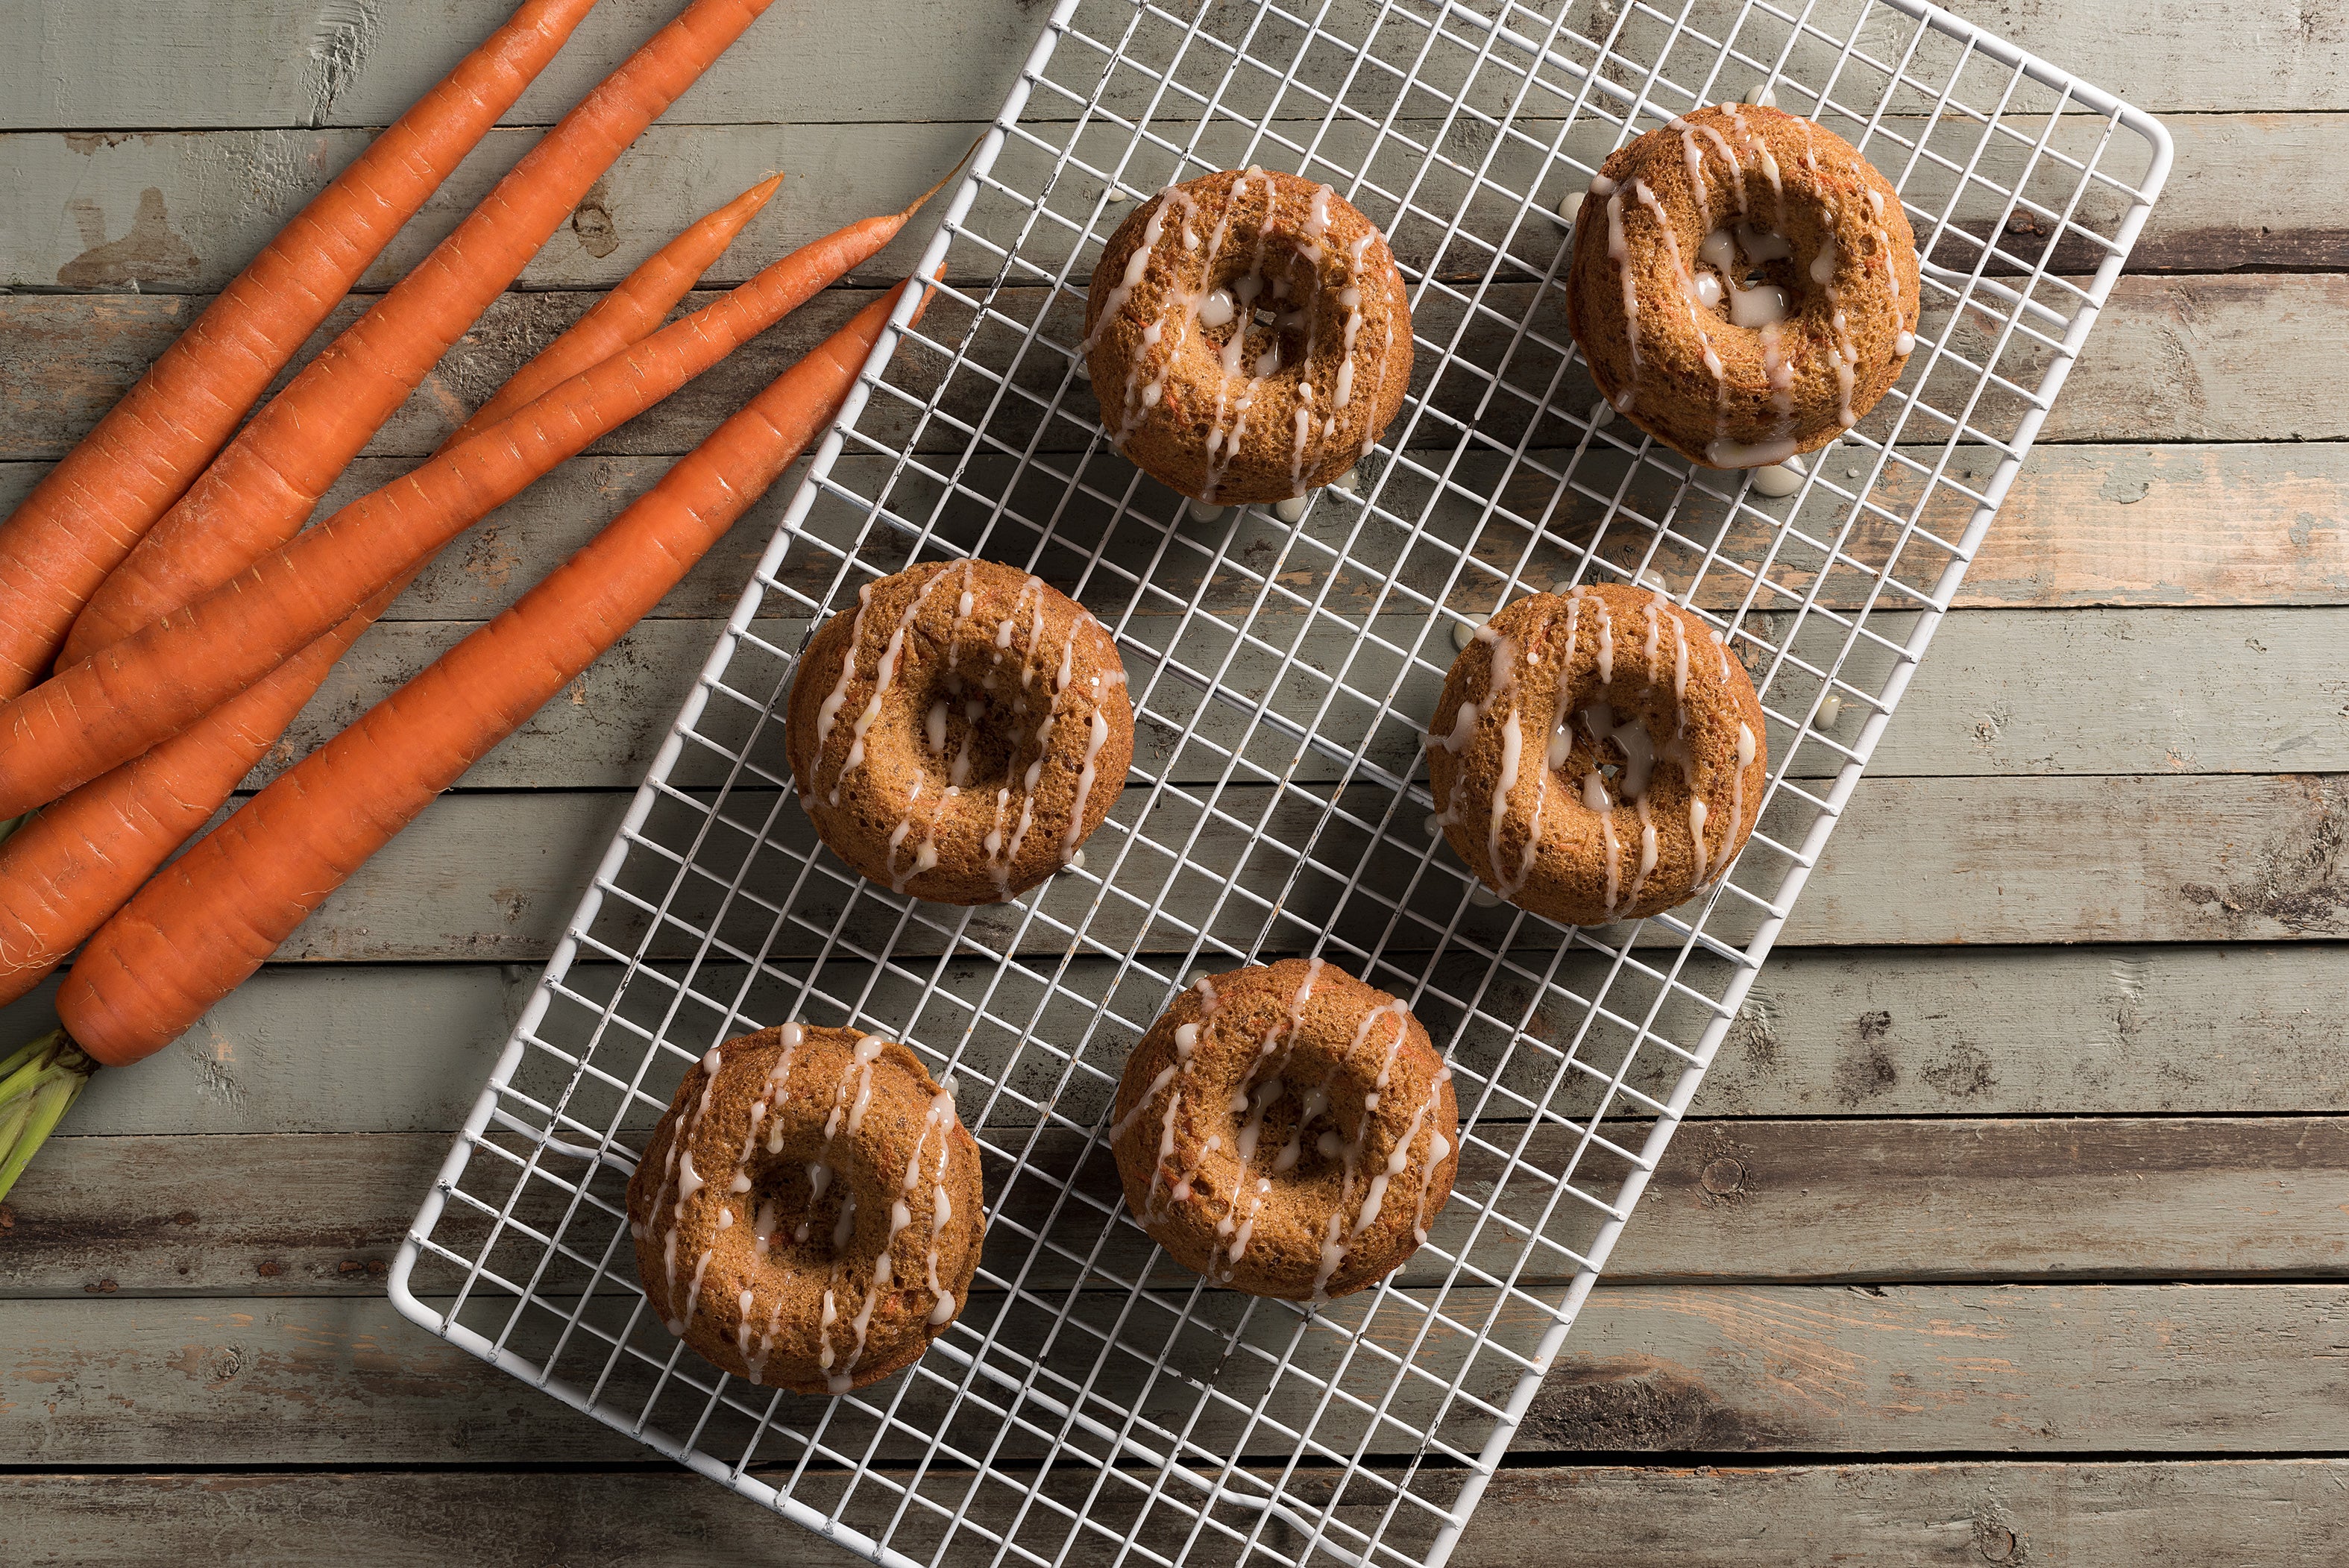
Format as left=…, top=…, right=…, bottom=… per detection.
left=60, top=0, right=782, bottom=665
left=0, top=594, right=385, bottom=1009
left=60, top=281, right=929, bottom=1065
left=0, top=195, right=944, bottom=821
left=0, top=184, right=780, bottom=1005
left=440, top=174, right=781, bottom=449
left=0, top=0, right=602, bottom=699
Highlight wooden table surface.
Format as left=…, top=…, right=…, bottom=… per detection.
left=4, top=0, right=2345, bottom=1562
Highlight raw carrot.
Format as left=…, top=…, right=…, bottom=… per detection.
left=60, top=281, right=929, bottom=1065
left=441, top=174, right=781, bottom=449
left=0, top=0, right=602, bottom=699
left=59, top=0, right=782, bottom=666
left=0, top=594, right=385, bottom=1009
left=0, top=191, right=946, bottom=821
left=0, top=183, right=779, bottom=1006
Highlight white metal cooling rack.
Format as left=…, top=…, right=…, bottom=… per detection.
left=390, top=1, right=2169, bottom=1563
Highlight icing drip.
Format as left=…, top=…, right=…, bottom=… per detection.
left=831, top=568, right=949, bottom=805
left=1543, top=588, right=1586, bottom=770
left=1585, top=770, right=1620, bottom=918
left=1632, top=181, right=1723, bottom=415
left=814, top=585, right=875, bottom=755
left=799, top=1034, right=888, bottom=1244
left=1305, top=1003, right=1423, bottom=1303
left=1060, top=711, right=1111, bottom=863
left=1216, top=961, right=1321, bottom=1275
left=1626, top=794, right=1658, bottom=906
left=1409, top=1068, right=1454, bottom=1242
left=1603, top=183, right=1639, bottom=412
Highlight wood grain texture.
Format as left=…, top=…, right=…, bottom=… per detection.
left=0, top=603, right=2287, bottom=806
left=6, top=1115, right=2342, bottom=1297
left=4, top=942, right=2337, bottom=1140
left=0, top=441, right=2338, bottom=629
left=7, top=1459, right=2346, bottom=1566
left=0, top=0, right=2338, bottom=131
left=1, top=110, right=2303, bottom=296
left=7, top=1284, right=2346, bottom=1467
left=4, top=274, right=2339, bottom=462
left=107, top=773, right=2335, bottom=966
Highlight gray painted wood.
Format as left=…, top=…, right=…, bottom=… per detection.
left=6, top=1458, right=2345, bottom=1566
left=0, top=0, right=2336, bottom=131
left=0, top=109, right=2293, bottom=296
left=6, top=943, right=2338, bottom=1139
left=7, top=1115, right=2344, bottom=1297
left=233, top=605, right=2349, bottom=793
left=1, top=442, right=2341, bottom=632
left=6, top=1283, right=2345, bottom=1467
left=5, top=273, right=2339, bottom=463
left=134, top=773, right=2336, bottom=966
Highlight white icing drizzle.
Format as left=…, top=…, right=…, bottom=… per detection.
left=1409, top=1068, right=1455, bottom=1243
left=1215, top=961, right=1321, bottom=1276
left=814, top=585, right=875, bottom=756
left=831, top=567, right=950, bottom=805
left=1060, top=711, right=1111, bottom=863
left=1586, top=769, right=1620, bottom=918
left=1626, top=794, right=1659, bottom=907
left=1688, top=796, right=1711, bottom=885
left=1603, top=183, right=1641, bottom=412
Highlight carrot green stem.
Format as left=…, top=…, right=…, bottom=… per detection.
left=0, top=1030, right=95, bottom=1204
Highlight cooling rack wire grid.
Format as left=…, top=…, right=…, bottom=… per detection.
left=389, top=1, right=2169, bottom=1563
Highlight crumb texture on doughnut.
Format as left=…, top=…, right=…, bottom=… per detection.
left=1110, top=959, right=1459, bottom=1302
left=1565, top=103, right=1919, bottom=468
left=785, top=559, right=1135, bottom=904
left=1427, top=582, right=1770, bottom=926
left=627, top=1024, right=986, bottom=1395
left=1084, top=168, right=1412, bottom=504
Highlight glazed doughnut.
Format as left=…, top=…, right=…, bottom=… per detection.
left=1110, top=959, right=1459, bottom=1303
left=1427, top=582, right=1769, bottom=925
left=1084, top=167, right=1412, bottom=504
left=784, top=559, right=1134, bottom=904
left=627, top=1024, right=986, bottom=1394
left=1565, top=103, right=1919, bottom=468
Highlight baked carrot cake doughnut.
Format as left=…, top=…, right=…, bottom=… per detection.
left=1110, top=959, right=1459, bottom=1303
left=784, top=559, right=1134, bottom=904
left=1565, top=103, right=1919, bottom=467
left=1084, top=167, right=1412, bottom=504
left=1427, top=582, right=1769, bottom=925
left=628, top=1024, right=986, bottom=1395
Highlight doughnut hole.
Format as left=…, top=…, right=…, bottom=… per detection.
left=905, top=667, right=1037, bottom=796
left=1689, top=204, right=1834, bottom=339
left=739, top=1146, right=869, bottom=1274
left=1193, top=245, right=1321, bottom=380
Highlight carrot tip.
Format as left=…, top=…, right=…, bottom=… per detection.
left=901, top=131, right=987, bottom=224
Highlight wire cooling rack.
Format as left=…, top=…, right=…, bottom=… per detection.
left=391, top=1, right=2168, bottom=1562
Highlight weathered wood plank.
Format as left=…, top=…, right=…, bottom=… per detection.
left=2, top=0, right=2339, bottom=131
left=8, top=1283, right=2345, bottom=1467
left=8, top=441, right=2337, bottom=623
left=7, top=1116, right=2342, bottom=1297
left=1, top=110, right=2296, bottom=295
left=7, top=942, right=2337, bottom=1141
left=236, top=605, right=2349, bottom=792
left=152, top=773, right=2339, bottom=966
left=3, top=275, right=2335, bottom=463
left=7, top=1459, right=2345, bottom=1567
